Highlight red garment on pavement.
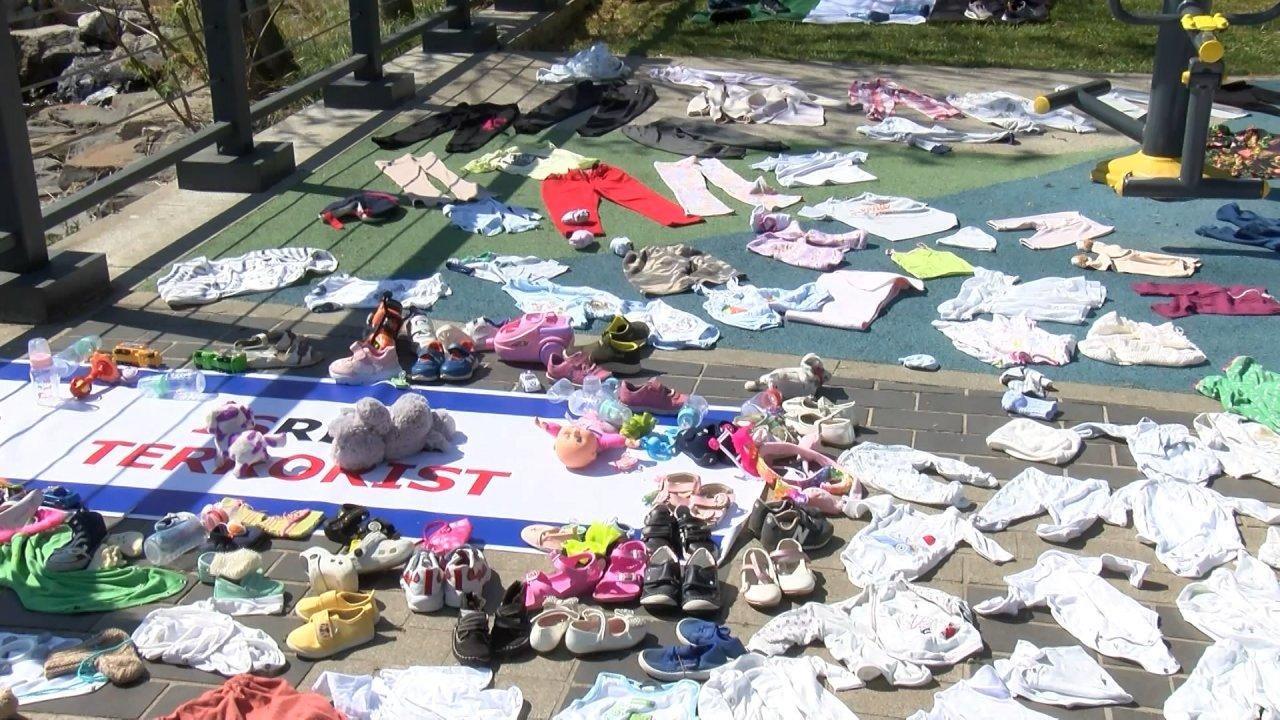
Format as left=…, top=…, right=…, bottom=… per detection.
left=1133, top=281, right=1280, bottom=319
left=156, top=675, right=345, bottom=720
left=541, top=163, right=702, bottom=237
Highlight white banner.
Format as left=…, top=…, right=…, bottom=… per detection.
left=0, top=363, right=760, bottom=554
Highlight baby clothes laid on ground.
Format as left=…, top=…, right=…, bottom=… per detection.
left=376, top=152, right=480, bottom=201
left=748, top=221, right=867, bottom=271
left=838, top=442, right=996, bottom=507
left=750, top=150, right=875, bottom=187
left=696, top=280, right=831, bottom=331
left=908, top=665, right=1057, bottom=720
left=849, top=78, right=960, bottom=121
left=933, top=314, right=1077, bottom=367
left=372, top=102, right=519, bottom=153
left=315, top=666, right=523, bottom=720
left=697, top=654, right=859, bottom=720
left=649, top=66, right=838, bottom=126
left=841, top=495, right=1013, bottom=586
left=622, top=119, right=789, bottom=159
left=806, top=0, right=934, bottom=24
left=973, top=468, right=1112, bottom=542
left=158, top=248, right=338, bottom=306
left=748, top=577, right=983, bottom=687
left=993, top=641, right=1132, bottom=708
left=554, top=672, right=696, bottom=720
left=1077, top=311, right=1207, bottom=367
left=157, top=675, right=344, bottom=720
left=1176, top=552, right=1280, bottom=644
left=513, top=80, right=606, bottom=134
left=1196, top=202, right=1280, bottom=251
left=305, top=274, right=451, bottom=312
left=446, top=253, right=568, bottom=284
left=543, top=163, right=702, bottom=237
left=576, top=82, right=658, bottom=138
left=501, top=279, right=624, bottom=328
left=1072, top=418, right=1221, bottom=485
left=1264, top=527, right=1280, bottom=568
left=888, top=245, right=975, bottom=279
left=623, top=244, right=741, bottom=296
left=1071, top=240, right=1200, bottom=277
left=0, top=631, right=107, bottom=704
left=938, top=267, right=1106, bottom=324
left=799, top=193, right=958, bottom=241
left=974, top=550, right=1179, bottom=674
left=536, top=43, right=628, bottom=84
left=786, top=270, right=924, bottom=330
left=1163, top=639, right=1280, bottom=720
left=654, top=157, right=801, bottom=215
left=1194, top=412, right=1280, bottom=486
left=1197, top=355, right=1280, bottom=432
left=856, top=117, right=1014, bottom=153
left=936, top=226, right=997, bottom=252
left=985, top=418, right=1084, bottom=464
left=1134, top=281, right=1280, bottom=318
left=988, top=212, right=1114, bottom=250
left=946, top=91, right=1096, bottom=134
left=131, top=605, right=285, bottom=676
left=443, top=197, right=541, bottom=235
left=1106, top=478, right=1280, bottom=577
left=621, top=299, right=720, bottom=349
left=462, top=145, right=597, bottom=180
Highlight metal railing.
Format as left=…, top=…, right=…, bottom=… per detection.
left=0, top=0, right=496, bottom=321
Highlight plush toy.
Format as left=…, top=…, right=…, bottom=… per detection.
left=536, top=416, right=635, bottom=470
left=206, top=401, right=286, bottom=477
left=743, top=353, right=829, bottom=399
left=328, top=394, right=456, bottom=473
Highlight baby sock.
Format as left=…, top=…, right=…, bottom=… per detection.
left=567, top=230, right=595, bottom=249
left=561, top=209, right=592, bottom=226
left=898, top=354, right=940, bottom=371
left=609, top=237, right=633, bottom=257
left=1001, top=389, right=1059, bottom=421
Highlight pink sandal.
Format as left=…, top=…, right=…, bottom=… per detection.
left=651, top=473, right=700, bottom=506
left=524, top=552, right=604, bottom=610
left=592, top=540, right=647, bottom=603
left=420, top=518, right=472, bottom=558
left=688, top=483, right=734, bottom=524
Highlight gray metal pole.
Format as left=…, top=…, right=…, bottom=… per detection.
left=350, top=0, right=384, bottom=82
left=0, top=0, right=49, bottom=273
left=200, top=0, right=255, bottom=156
left=1141, top=0, right=1197, bottom=158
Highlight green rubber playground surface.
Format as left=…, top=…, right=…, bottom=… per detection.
left=155, top=90, right=1280, bottom=394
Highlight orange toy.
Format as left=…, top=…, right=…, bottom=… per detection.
left=69, top=351, right=123, bottom=399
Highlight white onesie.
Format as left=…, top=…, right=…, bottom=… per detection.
left=1176, top=552, right=1280, bottom=643
left=973, top=467, right=1113, bottom=542
left=937, top=267, right=1107, bottom=324
left=932, top=314, right=1077, bottom=368
left=1077, top=311, right=1207, bottom=367
left=974, top=550, right=1179, bottom=675
left=1194, top=412, right=1280, bottom=487
left=697, top=654, right=859, bottom=720
left=1072, top=418, right=1222, bottom=485
left=907, top=665, right=1056, bottom=720
left=993, top=641, right=1132, bottom=708
left=1163, top=640, right=1280, bottom=720
left=837, top=442, right=997, bottom=507
left=987, top=211, right=1114, bottom=250
left=799, top=193, right=957, bottom=241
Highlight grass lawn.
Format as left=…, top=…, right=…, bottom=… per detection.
left=559, top=0, right=1280, bottom=75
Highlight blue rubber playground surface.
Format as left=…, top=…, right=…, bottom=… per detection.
left=159, top=82, right=1280, bottom=394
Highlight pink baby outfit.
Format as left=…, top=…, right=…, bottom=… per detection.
left=1133, top=282, right=1280, bottom=319
left=848, top=78, right=961, bottom=122
left=747, top=221, right=868, bottom=271
left=785, top=270, right=924, bottom=330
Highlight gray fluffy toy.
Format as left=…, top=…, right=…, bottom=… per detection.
left=328, top=394, right=456, bottom=473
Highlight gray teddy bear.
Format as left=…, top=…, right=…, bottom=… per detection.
left=328, top=394, right=457, bottom=472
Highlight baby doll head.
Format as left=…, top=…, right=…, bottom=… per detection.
left=554, top=424, right=600, bottom=469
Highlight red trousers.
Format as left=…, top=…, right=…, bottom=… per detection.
left=542, top=163, right=702, bottom=237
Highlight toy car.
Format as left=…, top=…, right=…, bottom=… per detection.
left=112, top=342, right=163, bottom=368
left=191, top=350, right=249, bottom=374
left=493, top=313, right=574, bottom=365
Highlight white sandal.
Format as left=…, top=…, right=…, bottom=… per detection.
left=771, top=539, right=816, bottom=597
left=349, top=531, right=416, bottom=574
left=739, top=547, right=783, bottom=608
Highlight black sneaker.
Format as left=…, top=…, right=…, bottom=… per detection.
left=642, top=505, right=679, bottom=557
left=680, top=548, right=721, bottom=614
left=452, top=592, right=492, bottom=666
left=675, top=506, right=716, bottom=559
left=490, top=581, right=530, bottom=659
left=323, top=504, right=368, bottom=544
left=640, top=545, right=681, bottom=608
left=746, top=498, right=795, bottom=539
left=46, top=510, right=107, bottom=572
left=760, top=507, right=833, bottom=552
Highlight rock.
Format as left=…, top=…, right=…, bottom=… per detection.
left=65, top=137, right=140, bottom=170
left=77, top=10, right=122, bottom=44
left=11, top=24, right=82, bottom=87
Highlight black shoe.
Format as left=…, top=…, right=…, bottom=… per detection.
left=760, top=507, right=833, bottom=552
left=357, top=516, right=397, bottom=540
left=490, top=581, right=530, bottom=659
left=640, top=545, right=681, bottom=608
left=675, top=506, right=716, bottom=559
left=201, top=524, right=268, bottom=553
left=746, top=498, right=795, bottom=538
left=642, top=505, right=679, bottom=556
left=45, top=510, right=107, bottom=572
left=709, top=5, right=751, bottom=22
left=680, top=548, right=721, bottom=613
left=452, top=593, right=492, bottom=666
left=323, top=504, right=368, bottom=544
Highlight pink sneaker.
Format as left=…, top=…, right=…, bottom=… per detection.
left=619, top=379, right=688, bottom=415
left=593, top=540, right=647, bottom=603
left=546, top=350, right=612, bottom=385
left=328, top=342, right=401, bottom=385
left=524, top=551, right=604, bottom=610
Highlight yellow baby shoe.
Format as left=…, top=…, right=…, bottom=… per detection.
left=286, top=601, right=377, bottom=659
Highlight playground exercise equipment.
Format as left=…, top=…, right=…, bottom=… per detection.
left=1036, top=0, right=1280, bottom=199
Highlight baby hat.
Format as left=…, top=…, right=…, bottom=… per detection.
left=985, top=418, right=1083, bottom=465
